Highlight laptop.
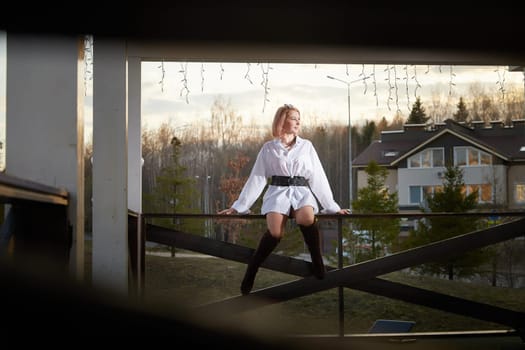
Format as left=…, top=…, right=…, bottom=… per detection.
left=368, top=319, right=415, bottom=333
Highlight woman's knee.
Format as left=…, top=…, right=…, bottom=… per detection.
left=294, top=207, right=315, bottom=226
left=296, top=218, right=315, bottom=227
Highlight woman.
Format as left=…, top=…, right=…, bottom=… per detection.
left=218, top=104, right=349, bottom=295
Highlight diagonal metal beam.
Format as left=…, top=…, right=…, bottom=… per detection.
left=200, top=217, right=525, bottom=311
left=200, top=276, right=525, bottom=331
left=146, top=224, right=313, bottom=276
left=146, top=221, right=525, bottom=330
left=353, top=277, right=525, bottom=331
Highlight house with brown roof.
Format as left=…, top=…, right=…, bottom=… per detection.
left=353, top=118, right=525, bottom=212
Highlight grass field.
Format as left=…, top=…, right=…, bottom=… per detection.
left=122, top=248, right=525, bottom=336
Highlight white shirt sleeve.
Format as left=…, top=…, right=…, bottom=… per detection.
left=231, top=146, right=268, bottom=214
left=307, top=142, right=341, bottom=214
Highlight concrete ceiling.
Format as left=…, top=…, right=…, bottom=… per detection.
left=2, top=5, right=525, bottom=66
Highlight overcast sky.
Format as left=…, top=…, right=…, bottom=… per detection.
left=103, top=62, right=524, bottom=140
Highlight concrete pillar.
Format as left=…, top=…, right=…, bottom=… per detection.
left=92, top=38, right=128, bottom=294
left=128, top=56, right=142, bottom=213
left=5, top=34, right=85, bottom=279
left=0, top=31, right=5, bottom=171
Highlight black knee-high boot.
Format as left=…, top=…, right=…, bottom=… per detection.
left=241, top=230, right=280, bottom=295
left=299, top=221, right=325, bottom=279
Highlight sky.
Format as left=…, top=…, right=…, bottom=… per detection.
left=95, top=61, right=524, bottom=140
left=1, top=33, right=524, bottom=148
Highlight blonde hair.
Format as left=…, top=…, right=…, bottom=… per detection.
left=271, top=104, right=300, bottom=137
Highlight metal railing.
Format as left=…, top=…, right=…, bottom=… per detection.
left=131, top=210, right=525, bottom=341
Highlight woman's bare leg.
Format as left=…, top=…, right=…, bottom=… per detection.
left=266, top=212, right=288, bottom=238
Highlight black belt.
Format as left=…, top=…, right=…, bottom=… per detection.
left=271, top=175, right=308, bottom=186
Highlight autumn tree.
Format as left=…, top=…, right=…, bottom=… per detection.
left=217, top=153, right=264, bottom=244
left=389, top=112, right=405, bottom=130
left=376, top=117, right=389, bottom=134
left=220, top=153, right=251, bottom=208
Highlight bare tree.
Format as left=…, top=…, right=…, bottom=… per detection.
left=210, top=96, right=243, bottom=147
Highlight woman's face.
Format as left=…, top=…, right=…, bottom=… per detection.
left=282, top=110, right=301, bottom=135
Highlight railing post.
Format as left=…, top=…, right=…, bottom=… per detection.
left=128, top=211, right=145, bottom=299
left=137, top=213, right=145, bottom=298
left=337, top=216, right=344, bottom=337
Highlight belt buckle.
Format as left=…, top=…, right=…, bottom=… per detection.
left=288, top=176, right=294, bottom=185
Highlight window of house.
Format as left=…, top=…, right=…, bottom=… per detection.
left=433, top=149, right=444, bottom=167
left=454, top=146, right=492, bottom=167
left=409, top=186, right=421, bottom=204
left=480, top=152, right=491, bottom=165
left=468, top=148, right=478, bottom=166
left=464, top=183, right=493, bottom=203
left=480, top=184, right=492, bottom=203
left=409, top=185, right=442, bottom=204
left=409, top=155, right=420, bottom=168
left=408, top=147, right=444, bottom=168
left=455, top=148, right=467, bottom=166
left=422, top=149, right=431, bottom=167
left=515, top=183, right=525, bottom=204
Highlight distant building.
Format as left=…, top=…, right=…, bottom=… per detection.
left=353, top=118, right=525, bottom=213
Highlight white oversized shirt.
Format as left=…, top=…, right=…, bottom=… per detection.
left=231, top=136, right=342, bottom=215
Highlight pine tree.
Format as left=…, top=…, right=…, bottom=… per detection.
left=351, top=161, right=399, bottom=262
left=357, top=120, right=377, bottom=156
left=406, top=97, right=429, bottom=124
left=453, top=97, right=469, bottom=122
left=403, top=165, right=493, bottom=280
left=143, top=136, right=199, bottom=232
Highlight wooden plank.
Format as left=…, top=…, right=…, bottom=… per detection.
left=0, top=173, right=68, bottom=205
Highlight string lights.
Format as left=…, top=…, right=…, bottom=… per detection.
left=359, top=64, right=368, bottom=95
left=260, top=63, right=272, bottom=113
left=158, top=61, right=165, bottom=93
left=179, top=62, right=190, bottom=104
left=404, top=65, right=411, bottom=111
left=393, top=65, right=401, bottom=114
left=449, top=66, right=456, bottom=96
left=244, top=63, right=253, bottom=85
left=385, top=65, right=394, bottom=111
left=142, top=60, right=520, bottom=120
left=83, top=35, right=93, bottom=96
left=371, top=64, right=378, bottom=107
left=200, top=63, right=205, bottom=93
left=79, top=38, right=521, bottom=125
left=495, top=66, right=506, bottom=104
left=413, top=65, right=422, bottom=100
